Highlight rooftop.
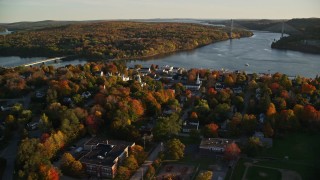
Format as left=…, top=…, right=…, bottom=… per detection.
left=200, top=138, right=233, bottom=149
left=80, top=138, right=134, bottom=166
left=84, top=137, right=134, bottom=147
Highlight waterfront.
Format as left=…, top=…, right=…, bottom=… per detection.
left=126, top=31, right=320, bottom=78
left=1, top=31, right=320, bottom=78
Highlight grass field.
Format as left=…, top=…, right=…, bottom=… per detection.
left=246, top=166, right=281, bottom=180
left=228, top=132, right=320, bottom=180
left=260, top=133, right=320, bottom=162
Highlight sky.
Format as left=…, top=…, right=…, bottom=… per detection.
left=0, top=0, right=319, bottom=23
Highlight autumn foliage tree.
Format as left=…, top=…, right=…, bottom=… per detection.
left=165, top=138, right=185, bottom=160
left=130, top=145, right=147, bottom=165
left=266, top=103, right=277, bottom=117
left=196, top=171, right=213, bottom=180
left=224, top=142, right=241, bottom=160
left=114, top=166, right=130, bottom=180
left=301, top=83, right=316, bottom=94
left=190, top=111, right=198, bottom=119
left=60, top=153, right=83, bottom=177
left=39, top=164, right=60, bottom=180
left=203, top=123, right=219, bottom=137
left=207, top=87, right=217, bottom=96
left=123, top=155, right=139, bottom=172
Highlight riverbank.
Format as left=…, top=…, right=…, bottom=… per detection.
left=0, top=21, right=253, bottom=61
left=271, top=37, right=320, bottom=54
left=1, top=31, right=320, bottom=78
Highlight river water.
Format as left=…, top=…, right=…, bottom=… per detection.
left=0, top=31, right=319, bottom=78
left=127, top=31, right=320, bottom=78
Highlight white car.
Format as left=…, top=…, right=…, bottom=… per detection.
left=1, top=106, right=12, bottom=111
left=36, top=91, right=45, bottom=98
left=81, top=91, right=91, bottom=98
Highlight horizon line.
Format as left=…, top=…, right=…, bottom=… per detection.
left=1, top=17, right=319, bottom=24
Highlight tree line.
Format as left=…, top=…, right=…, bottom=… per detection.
left=0, top=21, right=252, bottom=59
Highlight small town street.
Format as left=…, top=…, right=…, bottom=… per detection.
left=0, top=132, right=20, bottom=180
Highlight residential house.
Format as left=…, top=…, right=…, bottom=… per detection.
left=232, top=87, right=243, bottom=94
left=139, top=67, right=151, bottom=75
left=182, top=121, right=200, bottom=133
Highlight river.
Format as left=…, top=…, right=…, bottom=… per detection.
left=0, top=31, right=319, bottom=78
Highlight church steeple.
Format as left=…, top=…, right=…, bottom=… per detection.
left=196, top=73, right=201, bottom=85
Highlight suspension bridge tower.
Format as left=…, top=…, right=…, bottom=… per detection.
left=230, top=19, right=234, bottom=39
left=281, top=21, right=285, bottom=38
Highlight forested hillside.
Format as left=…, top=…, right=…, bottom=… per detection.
left=0, top=21, right=252, bottom=59
left=271, top=18, right=320, bottom=54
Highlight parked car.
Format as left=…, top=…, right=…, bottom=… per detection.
left=35, top=91, right=45, bottom=98
left=26, top=122, right=39, bottom=130
left=1, top=106, right=13, bottom=111
left=81, top=91, right=91, bottom=98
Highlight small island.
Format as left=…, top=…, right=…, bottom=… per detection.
left=0, top=21, right=253, bottom=60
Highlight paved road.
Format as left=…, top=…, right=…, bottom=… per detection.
left=0, top=92, right=32, bottom=109
left=130, top=143, right=162, bottom=180
left=242, top=90, right=252, bottom=115
left=0, top=132, right=20, bottom=180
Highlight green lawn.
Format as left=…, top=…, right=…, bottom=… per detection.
left=229, top=132, right=320, bottom=180
left=260, top=133, right=320, bottom=162
left=256, top=160, right=318, bottom=180
left=246, top=166, right=281, bottom=180
left=227, top=158, right=253, bottom=180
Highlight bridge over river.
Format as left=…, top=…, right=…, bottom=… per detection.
left=20, top=57, right=66, bottom=67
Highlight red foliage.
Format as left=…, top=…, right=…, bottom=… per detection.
left=106, top=63, right=118, bottom=74
left=130, top=99, right=145, bottom=117
left=280, top=90, right=289, bottom=99
left=206, top=123, right=219, bottom=135
left=208, top=87, right=217, bottom=95
left=39, top=165, right=60, bottom=180
left=303, top=104, right=318, bottom=121
left=59, top=80, right=70, bottom=90
left=47, top=167, right=60, bottom=180
left=86, top=115, right=99, bottom=132
left=190, top=112, right=198, bottom=119
left=224, top=142, right=241, bottom=160
left=301, top=83, right=316, bottom=94
left=40, top=133, right=50, bottom=143
left=269, top=82, right=280, bottom=93
left=185, top=90, right=192, bottom=98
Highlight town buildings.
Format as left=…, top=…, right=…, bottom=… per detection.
left=199, top=138, right=234, bottom=153
left=79, top=138, right=135, bottom=179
